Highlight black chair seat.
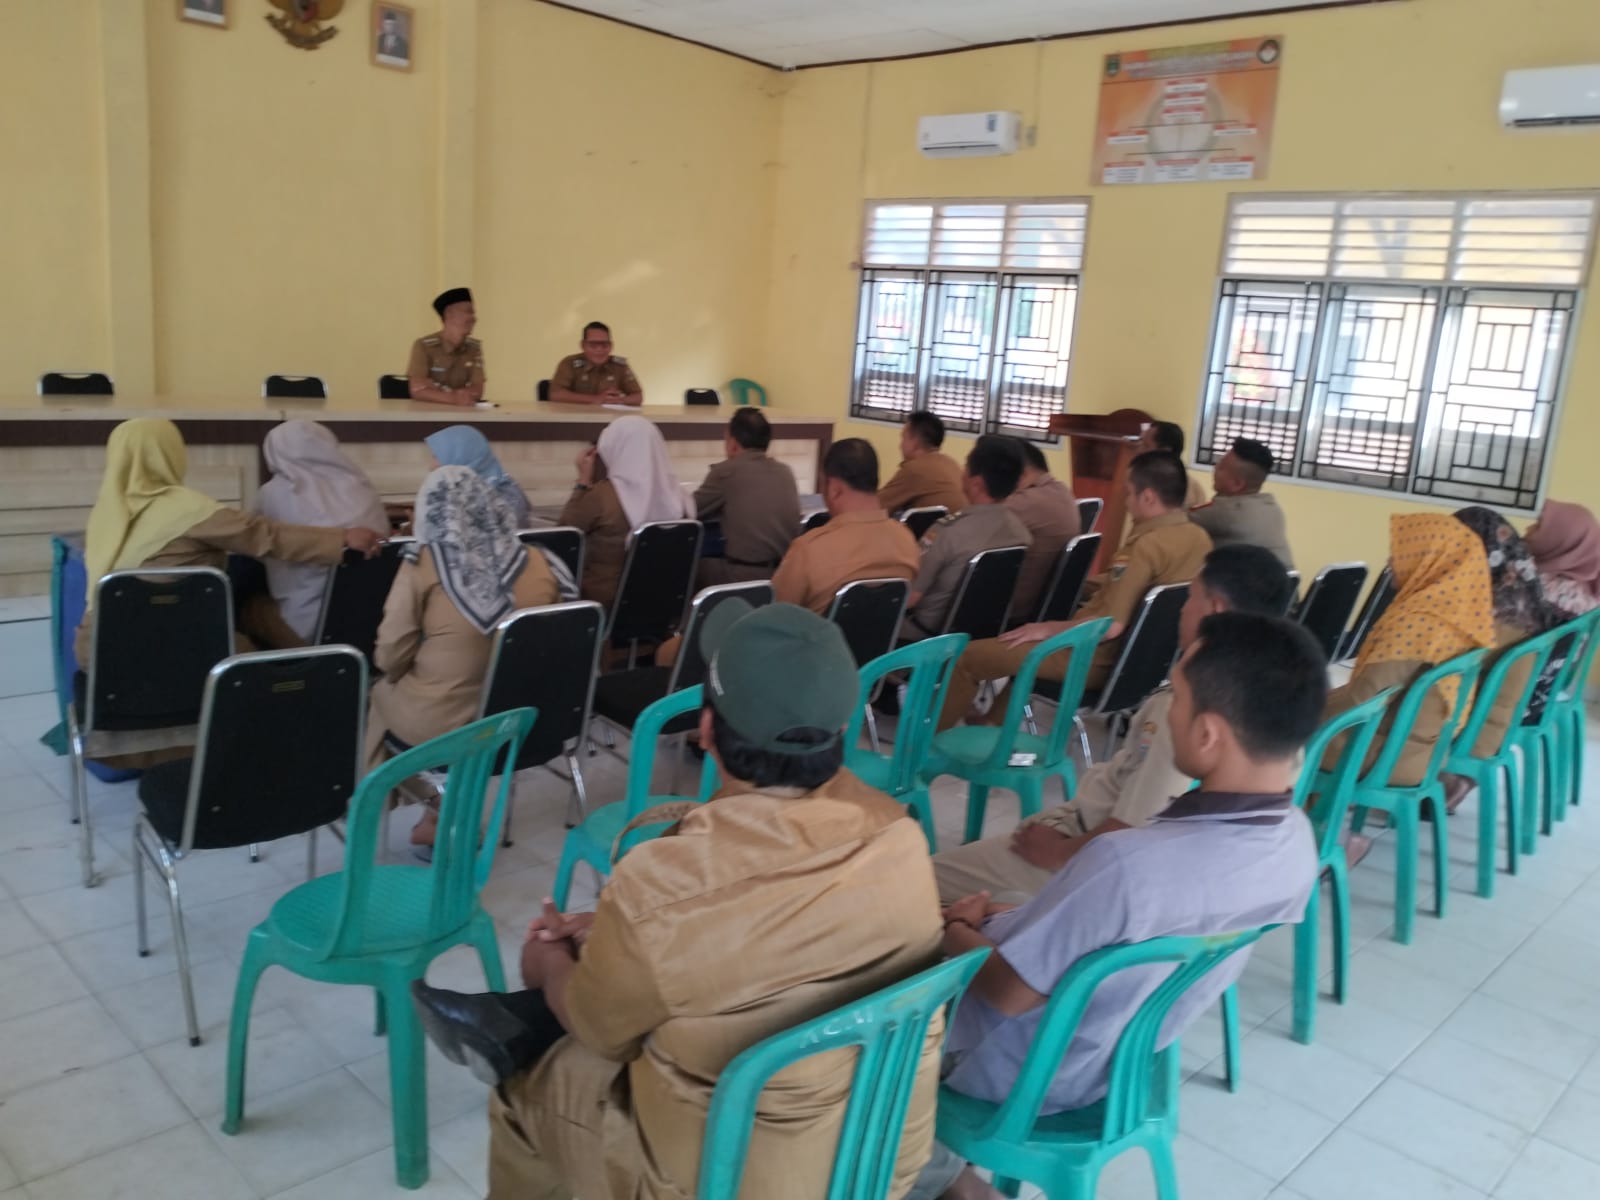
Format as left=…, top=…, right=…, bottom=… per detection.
left=592, top=667, right=679, bottom=733
left=138, top=759, right=194, bottom=845
left=73, top=671, right=199, bottom=732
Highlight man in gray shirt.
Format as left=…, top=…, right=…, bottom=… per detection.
left=1188, top=437, right=1295, bottom=570
left=916, top=612, right=1324, bottom=1199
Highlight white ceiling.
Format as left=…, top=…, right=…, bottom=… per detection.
left=551, top=0, right=1356, bottom=68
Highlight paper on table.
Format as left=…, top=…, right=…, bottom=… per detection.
left=602, top=403, right=635, bottom=411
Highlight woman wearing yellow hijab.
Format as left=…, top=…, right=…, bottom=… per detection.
left=1324, top=513, right=1495, bottom=786
left=76, top=419, right=381, bottom=662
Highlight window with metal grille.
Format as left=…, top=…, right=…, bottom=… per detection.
left=851, top=200, right=1089, bottom=438
left=1198, top=192, right=1597, bottom=510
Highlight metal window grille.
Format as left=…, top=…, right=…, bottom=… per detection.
left=1199, top=192, right=1596, bottom=510
left=851, top=199, right=1089, bottom=437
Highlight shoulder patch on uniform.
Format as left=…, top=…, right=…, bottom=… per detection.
left=572, top=358, right=585, bottom=368
left=464, top=337, right=481, bottom=348
left=611, top=355, right=628, bottom=365
left=422, top=335, right=441, bottom=345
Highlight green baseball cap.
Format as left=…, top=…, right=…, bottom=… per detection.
left=700, top=601, right=859, bottom=754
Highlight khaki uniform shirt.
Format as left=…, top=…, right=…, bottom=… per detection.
left=907, top=503, right=1032, bottom=636
left=1005, top=474, right=1082, bottom=621
left=550, top=354, right=642, bottom=398
left=694, top=450, right=801, bottom=568
left=1188, top=491, right=1295, bottom=570
left=772, top=509, right=921, bottom=614
left=497, top=772, right=944, bottom=1200
left=1077, top=511, right=1212, bottom=676
left=407, top=333, right=485, bottom=392
left=558, top=480, right=630, bottom=610
left=368, top=547, right=558, bottom=755
left=878, top=451, right=967, bottom=516
left=1031, top=689, right=1187, bottom=836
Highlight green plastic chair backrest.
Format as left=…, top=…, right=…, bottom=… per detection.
left=1544, top=609, right=1600, bottom=718
left=973, top=929, right=1270, bottom=1148
left=845, top=635, right=969, bottom=796
left=726, top=378, right=768, bottom=407
left=698, top=949, right=988, bottom=1200
left=1302, top=689, right=1396, bottom=861
left=325, top=709, right=536, bottom=960
left=622, top=685, right=719, bottom=825
left=1362, top=648, right=1487, bottom=789
left=1453, top=626, right=1566, bottom=753
left=980, top=618, right=1112, bottom=770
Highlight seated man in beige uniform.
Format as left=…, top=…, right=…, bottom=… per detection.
left=879, top=410, right=967, bottom=515
left=902, top=436, right=1032, bottom=640
left=407, top=287, right=485, bottom=407
left=547, top=321, right=643, bottom=406
left=409, top=602, right=944, bottom=1200
left=1187, top=437, right=1295, bottom=570
left=1005, top=439, right=1081, bottom=621
left=937, top=451, right=1212, bottom=728
left=1140, top=419, right=1208, bottom=510
left=773, top=438, right=921, bottom=613
left=694, top=408, right=801, bottom=586
left=932, top=543, right=1293, bottom=903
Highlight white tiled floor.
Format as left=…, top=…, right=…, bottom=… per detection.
left=2, top=685, right=1599, bottom=1199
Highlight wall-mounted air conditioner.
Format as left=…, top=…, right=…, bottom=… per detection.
left=917, top=111, right=1022, bottom=158
left=1500, top=65, right=1600, bottom=127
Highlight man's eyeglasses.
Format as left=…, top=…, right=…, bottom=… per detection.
left=584, top=339, right=612, bottom=348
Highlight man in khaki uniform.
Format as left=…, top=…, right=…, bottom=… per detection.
left=409, top=603, right=944, bottom=1200
left=694, top=408, right=801, bottom=586
left=1188, top=437, right=1296, bottom=570
left=930, top=544, right=1294, bottom=903
left=407, top=287, right=485, bottom=407
left=1005, top=439, right=1081, bottom=620
left=546, top=320, right=643, bottom=405
left=937, top=451, right=1212, bottom=728
left=903, top=437, right=1032, bottom=640
left=1141, top=419, right=1208, bottom=509
left=878, top=410, right=967, bottom=515
left=772, top=438, right=921, bottom=613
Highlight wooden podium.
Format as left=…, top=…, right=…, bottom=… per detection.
left=1049, top=407, right=1153, bottom=569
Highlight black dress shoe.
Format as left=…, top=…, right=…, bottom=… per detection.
left=410, top=983, right=543, bottom=1086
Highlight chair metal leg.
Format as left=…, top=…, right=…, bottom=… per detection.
left=133, top=825, right=151, bottom=957
left=306, top=827, right=318, bottom=879
left=1023, top=702, right=1038, bottom=737
left=865, top=706, right=881, bottom=755
left=68, top=711, right=98, bottom=888
left=565, top=752, right=588, bottom=827
left=1074, top=713, right=1093, bottom=767
left=248, top=843, right=260, bottom=864
left=160, top=851, right=202, bottom=1046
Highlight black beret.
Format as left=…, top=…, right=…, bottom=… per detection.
left=432, top=287, right=473, bottom=317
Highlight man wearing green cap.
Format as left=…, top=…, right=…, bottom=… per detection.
left=410, top=602, right=944, bottom=1199
left=407, top=286, right=485, bottom=406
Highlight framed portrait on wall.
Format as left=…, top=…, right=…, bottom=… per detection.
left=372, top=3, right=414, bottom=71
left=178, top=0, right=228, bottom=27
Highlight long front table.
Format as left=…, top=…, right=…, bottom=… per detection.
left=0, top=397, right=832, bottom=597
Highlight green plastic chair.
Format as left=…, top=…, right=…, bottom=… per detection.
left=921, top=620, right=1112, bottom=844
left=698, top=949, right=987, bottom=1199
left=1292, top=689, right=1396, bottom=1045
left=221, top=709, right=536, bottom=1189
left=1348, top=649, right=1487, bottom=944
left=726, top=377, right=768, bottom=407
left=843, top=635, right=970, bottom=851
left=1513, top=610, right=1600, bottom=852
left=1443, top=627, right=1564, bottom=896
left=936, top=928, right=1271, bottom=1200
left=552, top=685, right=718, bottom=908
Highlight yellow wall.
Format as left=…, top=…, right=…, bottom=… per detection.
left=761, top=0, right=1600, bottom=575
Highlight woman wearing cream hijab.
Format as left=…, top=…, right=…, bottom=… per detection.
left=255, top=420, right=390, bottom=641
left=76, top=419, right=380, bottom=663
left=557, top=414, right=693, bottom=609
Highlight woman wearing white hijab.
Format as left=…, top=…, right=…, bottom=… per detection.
left=368, top=466, right=559, bottom=849
left=558, top=414, right=693, bottom=608
left=254, top=421, right=390, bottom=640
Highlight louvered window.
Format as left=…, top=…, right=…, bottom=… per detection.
left=852, top=200, right=1089, bottom=437
left=1200, top=193, right=1597, bottom=509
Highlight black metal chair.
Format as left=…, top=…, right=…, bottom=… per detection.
left=518, top=527, right=585, bottom=587
left=1077, top=497, right=1103, bottom=533
left=900, top=506, right=948, bottom=541
left=593, top=581, right=772, bottom=757
left=314, top=541, right=411, bottom=669
left=479, top=602, right=605, bottom=839
left=537, top=379, right=551, bottom=403
left=69, top=568, right=235, bottom=888
left=607, top=520, right=703, bottom=666
left=801, top=511, right=831, bottom=533
left=1339, top=565, right=1397, bottom=663
left=940, top=546, right=1028, bottom=640
left=39, top=372, right=114, bottom=396
left=378, top=374, right=411, bottom=399
left=264, top=375, right=328, bottom=399
left=1296, top=563, right=1368, bottom=661
left=1030, top=582, right=1190, bottom=764
left=1032, top=532, right=1103, bottom=623
left=133, top=645, right=367, bottom=1045
left=828, top=578, right=911, bottom=753
left=1282, top=569, right=1303, bottom=614
left=684, top=388, right=720, bottom=406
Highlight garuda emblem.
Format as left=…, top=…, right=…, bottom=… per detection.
left=266, top=0, right=343, bottom=50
